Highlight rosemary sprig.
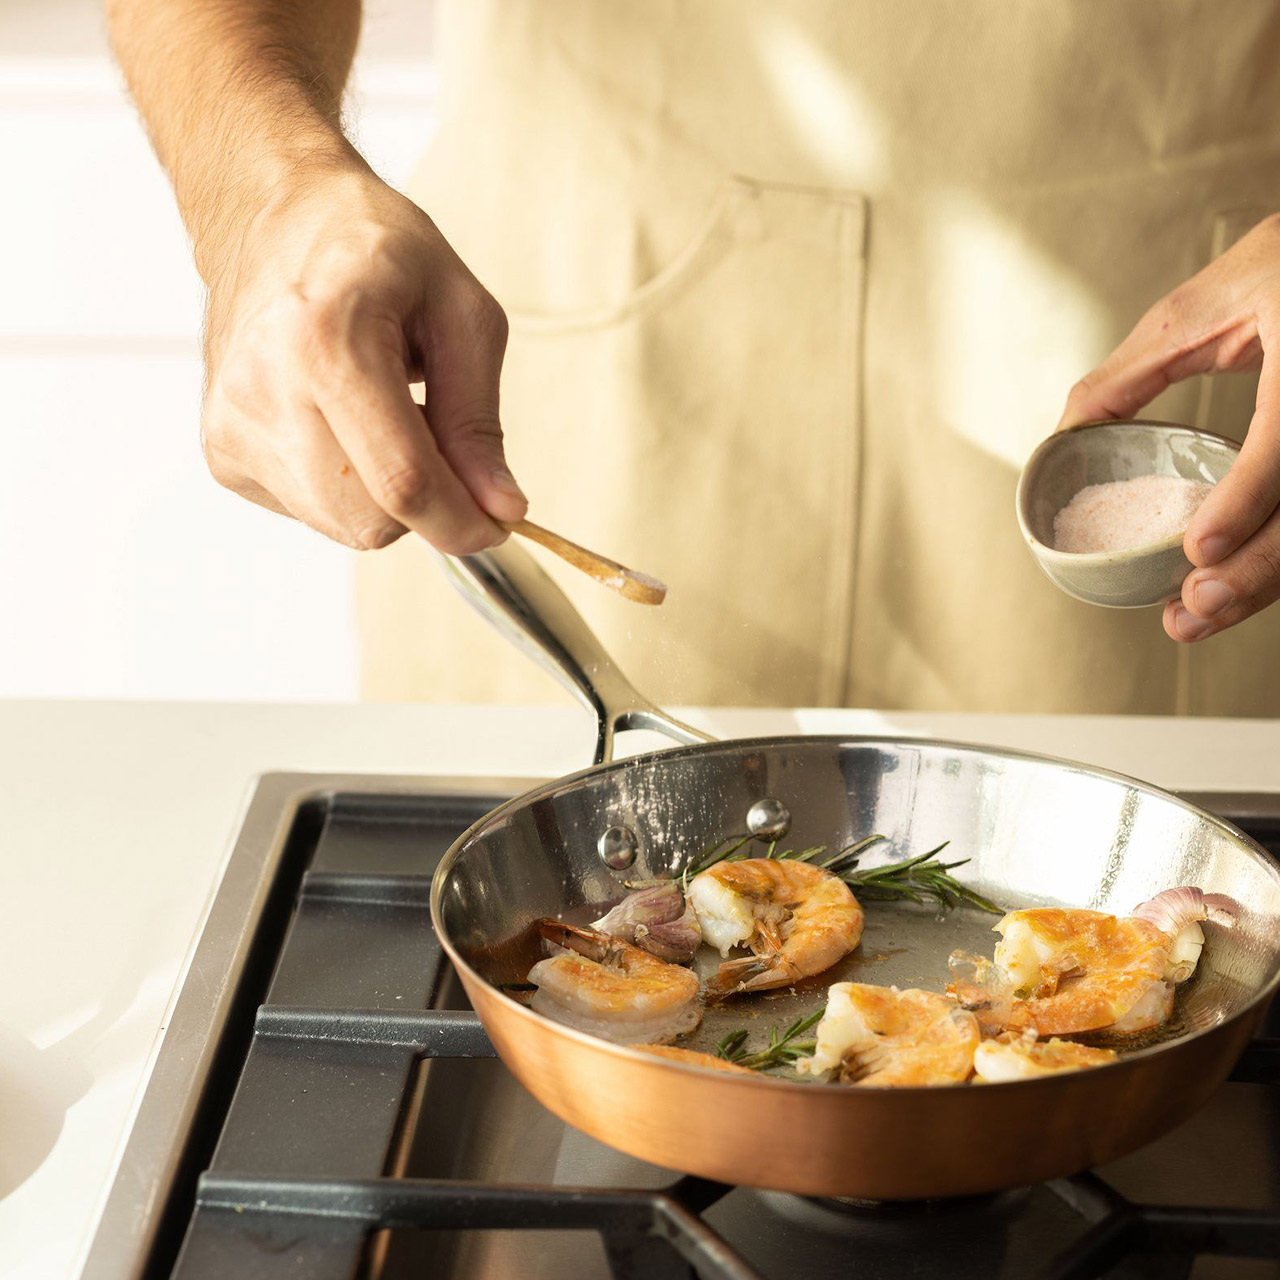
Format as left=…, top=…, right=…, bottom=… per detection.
left=680, top=829, right=998, bottom=921
left=682, top=828, right=1000, bottom=914
left=714, top=1008, right=824, bottom=1070
left=839, top=842, right=1002, bottom=914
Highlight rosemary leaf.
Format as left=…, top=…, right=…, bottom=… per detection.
left=714, top=1028, right=750, bottom=1061
left=820, top=833, right=890, bottom=874
left=716, top=1008, right=825, bottom=1070
left=777, top=844, right=827, bottom=863
left=684, top=833, right=754, bottom=879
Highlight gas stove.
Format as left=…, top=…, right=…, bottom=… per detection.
left=82, top=774, right=1280, bottom=1280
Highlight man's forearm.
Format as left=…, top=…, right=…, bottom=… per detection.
left=106, top=0, right=365, bottom=282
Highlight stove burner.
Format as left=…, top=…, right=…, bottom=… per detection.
left=803, top=1190, right=1018, bottom=1213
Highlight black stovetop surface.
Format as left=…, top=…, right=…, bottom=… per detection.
left=148, top=790, right=1280, bottom=1280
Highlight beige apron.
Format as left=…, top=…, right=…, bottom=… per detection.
left=359, top=0, right=1280, bottom=715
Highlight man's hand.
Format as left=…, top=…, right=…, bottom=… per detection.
left=107, top=0, right=524, bottom=555
left=1058, top=214, right=1280, bottom=643
left=204, top=163, right=524, bottom=553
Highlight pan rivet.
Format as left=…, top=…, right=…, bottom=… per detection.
left=598, top=825, right=639, bottom=870
left=746, top=798, right=792, bottom=842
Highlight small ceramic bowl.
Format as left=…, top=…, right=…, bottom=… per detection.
left=1015, top=420, right=1241, bottom=608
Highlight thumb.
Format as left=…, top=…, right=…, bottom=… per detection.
left=420, top=287, right=528, bottom=523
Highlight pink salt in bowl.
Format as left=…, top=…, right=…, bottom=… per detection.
left=1016, top=419, right=1241, bottom=608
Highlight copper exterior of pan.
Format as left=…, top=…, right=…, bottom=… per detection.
left=430, top=545, right=1280, bottom=1201
left=457, top=960, right=1264, bottom=1201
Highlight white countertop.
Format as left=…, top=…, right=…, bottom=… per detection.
left=2, top=698, right=1278, bottom=1279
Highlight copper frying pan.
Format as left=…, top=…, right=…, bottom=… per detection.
left=429, top=543, right=1280, bottom=1200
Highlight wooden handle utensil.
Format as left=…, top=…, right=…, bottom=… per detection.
left=498, top=519, right=667, bottom=606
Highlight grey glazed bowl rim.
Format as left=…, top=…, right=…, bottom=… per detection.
left=1016, top=419, right=1241, bottom=564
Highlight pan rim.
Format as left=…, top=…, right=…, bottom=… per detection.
left=430, top=732, right=1280, bottom=1093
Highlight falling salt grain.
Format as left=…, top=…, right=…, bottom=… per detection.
left=1053, top=475, right=1214, bottom=554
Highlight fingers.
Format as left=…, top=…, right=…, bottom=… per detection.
left=1054, top=230, right=1280, bottom=643
left=205, top=401, right=408, bottom=551
left=1055, top=224, right=1279, bottom=433
left=1056, top=295, right=1224, bottom=431
left=1057, top=344, right=1174, bottom=430
left=203, top=451, right=294, bottom=519
left=1183, top=338, right=1280, bottom=568
left=1168, top=342, right=1280, bottom=641
left=1165, top=499, right=1280, bottom=641
left=199, top=171, right=527, bottom=555
left=419, top=283, right=528, bottom=523
left=313, top=323, right=507, bottom=555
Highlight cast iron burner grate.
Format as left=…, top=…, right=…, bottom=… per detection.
left=188, top=1008, right=1280, bottom=1280
left=112, top=784, right=1280, bottom=1280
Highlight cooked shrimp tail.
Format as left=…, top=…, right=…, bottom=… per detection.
left=538, top=919, right=622, bottom=961
left=703, top=954, right=785, bottom=1000
left=977, top=903, right=1203, bottom=1036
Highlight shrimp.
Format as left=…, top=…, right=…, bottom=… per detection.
left=632, top=1044, right=758, bottom=1075
left=527, top=920, right=701, bottom=1045
left=973, top=1030, right=1117, bottom=1083
left=949, top=887, right=1240, bottom=1036
left=687, top=858, right=863, bottom=997
left=796, top=983, right=980, bottom=1087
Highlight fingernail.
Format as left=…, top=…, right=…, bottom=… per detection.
left=1198, top=535, right=1232, bottom=566
left=1173, top=608, right=1215, bottom=641
left=1193, top=578, right=1233, bottom=617
left=490, top=466, right=527, bottom=501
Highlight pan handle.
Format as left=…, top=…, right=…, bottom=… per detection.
left=442, top=541, right=713, bottom=764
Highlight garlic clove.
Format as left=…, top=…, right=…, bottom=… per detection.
left=1130, top=886, right=1240, bottom=938
left=591, top=882, right=701, bottom=963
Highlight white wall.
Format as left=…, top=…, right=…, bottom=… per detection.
left=0, top=1, right=437, bottom=699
